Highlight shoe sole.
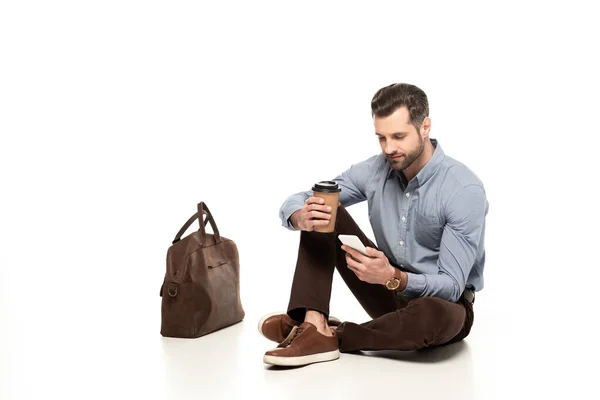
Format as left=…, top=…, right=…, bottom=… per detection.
left=257, top=312, right=343, bottom=342
left=263, top=349, right=340, bottom=366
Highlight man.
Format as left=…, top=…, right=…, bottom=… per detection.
left=259, top=83, right=488, bottom=367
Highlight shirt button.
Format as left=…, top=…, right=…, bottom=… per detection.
left=399, top=241, right=404, bottom=246
left=405, top=192, right=411, bottom=197
left=401, top=216, right=406, bottom=222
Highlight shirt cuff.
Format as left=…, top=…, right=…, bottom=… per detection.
left=281, top=204, right=303, bottom=230
left=401, top=272, right=426, bottom=297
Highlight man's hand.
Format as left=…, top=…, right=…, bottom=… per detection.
left=341, top=245, right=395, bottom=285
left=290, top=197, right=333, bottom=231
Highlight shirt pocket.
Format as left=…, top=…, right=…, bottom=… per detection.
left=414, top=212, right=443, bottom=250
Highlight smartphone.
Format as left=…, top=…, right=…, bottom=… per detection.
left=338, top=234, right=370, bottom=257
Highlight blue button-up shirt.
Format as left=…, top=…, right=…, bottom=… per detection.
left=279, top=139, right=488, bottom=303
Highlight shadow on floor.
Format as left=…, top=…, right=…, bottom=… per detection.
left=356, top=340, right=469, bottom=363
left=264, top=340, right=470, bottom=370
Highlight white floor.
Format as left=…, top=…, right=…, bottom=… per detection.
left=2, top=282, right=596, bottom=400
left=0, top=296, right=501, bottom=400
left=158, top=315, right=489, bottom=400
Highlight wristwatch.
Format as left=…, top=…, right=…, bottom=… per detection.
left=385, top=268, right=401, bottom=290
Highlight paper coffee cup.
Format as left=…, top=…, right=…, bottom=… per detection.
left=311, top=181, right=341, bottom=233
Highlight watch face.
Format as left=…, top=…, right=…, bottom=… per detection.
left=387, top=279, right=399, bottom=290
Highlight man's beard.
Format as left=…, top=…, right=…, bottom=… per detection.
left=390, top=135, right=425, bottom=171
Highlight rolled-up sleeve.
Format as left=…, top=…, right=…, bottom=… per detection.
left=402, top=184, right=488, bottom=302
left=279, top=154, right=379, bottom=230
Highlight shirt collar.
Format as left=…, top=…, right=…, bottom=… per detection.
left=414, top=138, right=444, bottom=186
left=391, top=138, right=445, bottom=187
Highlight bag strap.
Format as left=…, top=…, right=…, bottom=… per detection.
left=172, top=202, right=221, bottom=244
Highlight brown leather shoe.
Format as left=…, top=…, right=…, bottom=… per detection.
left=257, top=312, right=342, bottom=343
left=263, top=322, right=340, bottom=366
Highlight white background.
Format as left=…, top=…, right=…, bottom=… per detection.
left=1, top=1, right=598, bottom=399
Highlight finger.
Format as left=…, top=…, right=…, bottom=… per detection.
left=304, top=212, right=330, bottom=222
left=340, top=245, right=355, bottom=256
left=346, top=254, right=366, bottom=272
left=308, top=210, right=331, bottom=220
left=305, top=197, right=325, bottom=205
left=308, top=219, right=332, bottom=229
left=308, top=203, right=332, bottom=213
left=365, top=247, right=382, bottom=258
left=341, top=245, right=368, bottom=263
left=347, top=262, right=366, bottom=282
left=347, top=265, right=363, bottom=280
left=346, top=261, right=360, bottom=274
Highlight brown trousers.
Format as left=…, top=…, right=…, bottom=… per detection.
left=287, top=204, right=474, bottom=352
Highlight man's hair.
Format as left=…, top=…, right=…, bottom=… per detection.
left=371, top=83, right=429, bottom=132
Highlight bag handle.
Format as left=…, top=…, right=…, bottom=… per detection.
left=197, top=202, right=221, bottom=242
left=172, top=202, right=221, bottom=244
left=172, top=213, right=206, bottom=244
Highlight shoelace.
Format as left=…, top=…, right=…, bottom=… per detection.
left=277, top=325, right=304, bottom=348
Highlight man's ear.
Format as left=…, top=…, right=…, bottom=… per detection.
left=420, top=117, right=431, bottom=139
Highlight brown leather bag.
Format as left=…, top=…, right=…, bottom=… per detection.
left=159, top=201, right=245, bottom=338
